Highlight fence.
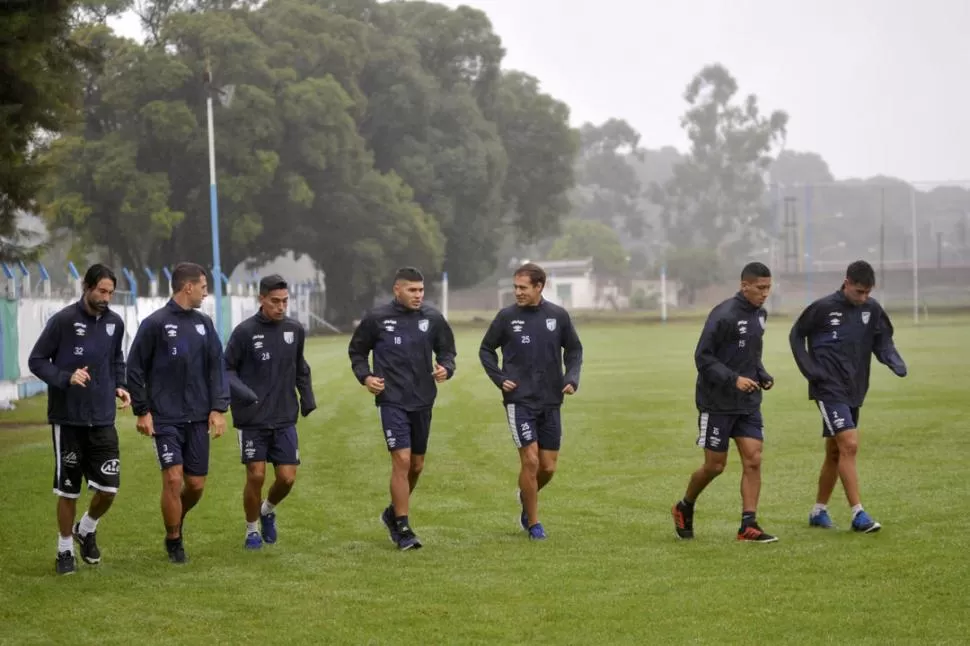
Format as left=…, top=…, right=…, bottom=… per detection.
left=744, top=180, right=970, bottom=319
left=0, top=262, right=327, bottom=403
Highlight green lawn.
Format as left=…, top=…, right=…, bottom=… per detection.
left=1, top=315, right=968, bottom=645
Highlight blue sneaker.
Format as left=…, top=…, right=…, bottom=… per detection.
left=380, top=505, right=400, bottom=544
left=260, top=512, right=278, bottom=544
left=851, top=510, right=882, bottom=533
left=516, top=490, right=528, bottom=531
left=396, top=525, right=423, bottom=551
left=809, top=509, right=834, bottom=529
left=528, top=523, right=547, bottom=541
left=244, top=531, right=262, bottom=550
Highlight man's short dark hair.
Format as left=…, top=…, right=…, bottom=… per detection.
left=394, top=267, right=424, bottom=283
left=846, top=260, right=876, bottom=288
left=741, top=262, right=771, bottom=282
left=514, top=262, right=546, bottom=288
left=259, top=274, right=288, bottom=295
left=83, top=264, right=117, bottom=290
left=171, top=262, right=206, bottom=292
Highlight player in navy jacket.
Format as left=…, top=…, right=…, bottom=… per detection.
left=672, top=262, right=778, bottom=543
left=790, top=260, right=906, bottom=533
left=28, top=264, right=130, bottom=575
left=348, top=267, right=457, bottom=550
left=126, top=262, right=229, bottom=563
left=479, top=263, right=583, bottom=541
left=225, top=274, right=316, bottom=549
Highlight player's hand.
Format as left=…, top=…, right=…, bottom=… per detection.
left=760, top=379, right=774, bottom=391
left=735, top=376, right=760, bottom=393
left=432, top=363, right=449, bottom=383
left=562, top=383, right=576, bottom=395
left=501, top=380, right=518, bottom=392
left=70, top=367, right=91, bottom=387
left=136, top=413, right=154, bottom=437
left=208, top=411, right=226, bottom=439
left=364, top=376, right=385, bottom=395
left=116, top=388, right=131, bottom=408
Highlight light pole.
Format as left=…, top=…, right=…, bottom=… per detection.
left=203, top=58, right=233, bottom=341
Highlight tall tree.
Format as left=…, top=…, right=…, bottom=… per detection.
left=547, top=219, right=628, bottom=277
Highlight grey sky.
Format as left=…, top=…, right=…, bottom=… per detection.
left=111, top=0, right=970, bottom=182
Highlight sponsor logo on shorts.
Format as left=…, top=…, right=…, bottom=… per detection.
left=100, top=459, right=120, bottom=476
left=62, top=451, right=79, bottom=467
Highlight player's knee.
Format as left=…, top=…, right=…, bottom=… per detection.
left=246, top=470, right=266, bottom=488
left=519, top=450, right=540, bottom=473
left=703, top=458, right=727, bottom=477
left=391, top=450, right=411, bottom=472
left=837, top=437, right=859, bottom=458
left=538, top=464, right=556, bottom=480
left=161, top=468, right=182, bottom=490
left=277, top=472, right=296, bottom=489
left=183, top=478, right=205, bottom=496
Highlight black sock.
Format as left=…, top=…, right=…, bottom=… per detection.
left=395, top=515, right=410, bottom=531
left=165, top=537, right=182, bottom=551
left=681, top=497, right=695, bottom=510
left=741, top=511, right=756, bottom=527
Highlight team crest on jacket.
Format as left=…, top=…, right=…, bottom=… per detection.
left=195, top=324, right=206, bottom=336
left=106, top=323, right=116, bottom=336
left=283, top=330, right=294, bottom=344
left=546, top=318, right=557, bottom=331
left=862, top=311, right=870, bottom=324
left=758, top=314, right=766, bottom=329
left=418, top=319, right=429, bottom=332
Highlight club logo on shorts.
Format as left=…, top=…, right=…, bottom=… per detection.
left=195, top=324, right=206, bottom=335
left=862, top=311, right=871, bottom=325
left=100, top=459, right=120, bottom=475
left=283, top=330, right=294, bottom=344
left=546, top=318, right=557, bottom=331
left=418, top=319, right=429, bottom=332
left=106, top=323, right=116, bottom=336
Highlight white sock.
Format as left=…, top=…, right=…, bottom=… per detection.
left=58, top=535, right=73, bottom=554
left=851, top=504, right=864, bottom=518
left=260, top=500, right=276, bottom=516
left=79, top=512, right=99, bottom=536
left=811, top=503, right=828, bottom=516
left=246, top=521, right=258, bottom=534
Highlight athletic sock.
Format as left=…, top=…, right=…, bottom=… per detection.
left=58, top=535, right=73, bottom=553
left=260, top=500, right=276, bottom=516
left=79, top=512, right=98, bottom=536
left=246, top=521, right=258, bottom=534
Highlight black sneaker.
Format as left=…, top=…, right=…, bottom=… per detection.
left=73, top=522, right=101, bottom=565
left=165, top=537, right=187, bottom=564
left=672, top=502, right=694, bottom=539
left=55, top=550, right=76, bottom=575
left=396, top=525, right=423, bottom=551
left=737, top=523, right=779, bottom=543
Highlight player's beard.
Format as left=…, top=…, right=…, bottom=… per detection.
left=87, top=296, right=108, bottom=312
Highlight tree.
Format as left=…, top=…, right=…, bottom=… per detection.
left=573, top=119, right=648, bottom=238
left=662, top=247, right=721, bottom=306
left=0, top=0, right=94, bottom=260
left=651, top=64, right=788, bottom=257
left=547, top=219, right=628, bottom=276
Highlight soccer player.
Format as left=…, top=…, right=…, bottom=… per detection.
left=28, top=264, right=130, bottom=575
left=224, top=274, right=316, bottom=550
left=479, top=262, right=583, bottom=541
left=126, top=262, right=229, bottom=563
left=671, top=262, right=778, bottom=543
left=790, top=260, right=906, bottom=532
left=348, top=267, right=457, bottom=551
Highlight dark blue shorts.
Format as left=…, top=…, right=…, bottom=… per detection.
left=816, top=401, right=860, bottom=437
left=378, top=406, right=432, bottom=455
left=696, top=411, right=764, bottom=452
left=505, top=404, right=562, bottom=451
left=153, top=422, right=210, bottom=476
left=238, top=427, right=300, bottom=466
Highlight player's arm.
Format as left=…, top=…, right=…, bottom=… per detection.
left=27, top=314, right=71, bottom=389
left=206, top=317, right=230, bottom=413
left=113, top=319, right=128, bottom=392
left=224, top=325, right=259, bottom=405
left=295, top=326, right=317, bottom=416
left=789, top=303, right=824, bottom=382
left=561, top=312, right=583, bottom=391
left=348, top=313, right=378, bottom=384
left=873, top=307, right=907, bottom=377
left=432, top=314, right=457, bottom=379
left=478, top=312, right=508, bottom=389
left=694, top=312, right=737, bottom=385
left=126, top=317, right=156, bottom=416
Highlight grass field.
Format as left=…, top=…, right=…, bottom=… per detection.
left=1, top=314, right=969, bottom=645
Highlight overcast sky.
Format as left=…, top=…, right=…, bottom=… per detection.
left=111, top=0, right=970, bottom=182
